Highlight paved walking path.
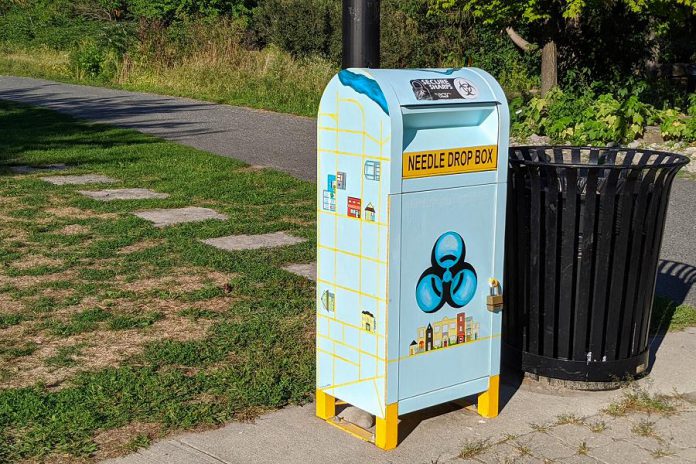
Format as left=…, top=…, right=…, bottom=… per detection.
left=1, top=76, right=693, bottom=307
left=0, top=77, right=316, bottom=180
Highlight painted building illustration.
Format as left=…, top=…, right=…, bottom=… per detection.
left=337, top=172, right=347, bottom=189
left=364, top=160, right=381, bottom=181
left=408, top=312, right=480, bottom=356
left=321, top=290, right=335, bottom=312
left=348, top=196, right=362, bottom=218
left=364, top=203, right=376, bottom=221
left=322, top=173, right=337, bottom=211
left=362, top=311, right=375, bottom=333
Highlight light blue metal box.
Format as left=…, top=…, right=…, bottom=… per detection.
left=315, top=68, right=509, bottom=449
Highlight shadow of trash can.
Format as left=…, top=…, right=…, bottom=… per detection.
left=503, top=146, right=690, bottom=388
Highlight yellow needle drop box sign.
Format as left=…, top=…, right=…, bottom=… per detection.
left=402, top=145, right=498, bottom=179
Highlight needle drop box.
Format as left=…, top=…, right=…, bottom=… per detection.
left=315, top=68, right=509, bottom=449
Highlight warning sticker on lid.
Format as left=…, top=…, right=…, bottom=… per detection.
left=411, top=78, right=479, bottom=101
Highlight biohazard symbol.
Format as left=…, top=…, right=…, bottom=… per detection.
left=415, top=231, right=477, bottom=313
left=454, top=78, right=478, bottom=99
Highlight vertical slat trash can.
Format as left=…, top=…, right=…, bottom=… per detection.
left=504, top=147, right=689, bottom=386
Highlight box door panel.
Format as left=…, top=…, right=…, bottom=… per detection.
left=398, top=184, right=497, bottom=400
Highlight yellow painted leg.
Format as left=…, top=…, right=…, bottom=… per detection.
left=315, top=389, right=336, bottom=420
left=375, top=403, right=399, bottom=450
left=477, top=375, right=500, bottom=418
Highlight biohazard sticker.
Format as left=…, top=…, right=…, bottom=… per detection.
left=411, top=78, right=478, bottom=101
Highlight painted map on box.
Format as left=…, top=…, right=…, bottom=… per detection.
left=315, top=70, right=392, bottom=418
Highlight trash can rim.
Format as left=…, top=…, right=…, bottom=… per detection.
left=509, top=145, right=690, bottom=170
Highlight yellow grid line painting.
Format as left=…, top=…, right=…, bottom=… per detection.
left=316, top=71, right=392, bottom=418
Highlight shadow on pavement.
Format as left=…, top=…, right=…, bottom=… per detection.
left=655, top=259, right=696, bottom=306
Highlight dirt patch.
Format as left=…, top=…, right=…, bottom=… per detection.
left=58, top=224, right=91, bottom=235
left=45, top=206, right=118, bottom=221
left=10, top=255, right=64, bottom=271
left=117, top=239, right=164, bottom=255
left=93, top=422, right=162, bottom=460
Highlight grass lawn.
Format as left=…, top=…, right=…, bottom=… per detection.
left=0, top=101, right=316, bottom=462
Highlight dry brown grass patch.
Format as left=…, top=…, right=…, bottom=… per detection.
left=0, top=292, right=24, bottom=311
left=121, top=269, right=231, bottom=294
left=117, top=239, right=164, bottom=255
left=93, top=422, right=162, bottom=460
left=45, top=206, right=118, bottom=220
left=10, top=255, right=64, bottom=270
left=0, top=270, right=78, bottom=290
left=58, top=224, right=92, bottom=235
left=1, top=313, right=214, bottom=389
left=281, top=216, right=315, bottom=227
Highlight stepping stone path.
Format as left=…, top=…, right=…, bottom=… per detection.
left=10, top=164, right=69, bottom=174
left=41, top=174, right=117, bottom=185
left=135, top=207, right=227, bottom=227
left=202, top=231, right=306, bottom=251
left=79, top=188, right=169, bottom=201
left=35, top=170, right=313, bottom=288
left=282, top=262, right=316, bottom=281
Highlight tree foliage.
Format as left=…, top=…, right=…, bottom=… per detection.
left=430, top=0, right=696, bottom=26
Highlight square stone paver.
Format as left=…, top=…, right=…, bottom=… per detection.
left=202, top=232, right=306, bottom=251
left=134, top=207, right=227, bottom=227
left=79, top=188, right=170, bottom=201
left=283, top=262, right=316, bottom=281
left=10, top=164, right=69, bottom=174
left=41, top=174, right=118, bottom=185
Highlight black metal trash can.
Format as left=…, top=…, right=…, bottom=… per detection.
left=503, top=147, right=689, bottom=384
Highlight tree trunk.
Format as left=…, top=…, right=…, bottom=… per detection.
left=541, top=40, right=558, bottom=96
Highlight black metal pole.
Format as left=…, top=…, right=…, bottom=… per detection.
left=342, top=0, right=380, bottom=69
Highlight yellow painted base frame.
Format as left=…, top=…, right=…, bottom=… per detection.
left=375, top=403, right=398, bottom=450
left=316, top=390, right=399, bottom=450
left=317, top=378, right=498, bottom=451
left=315, top=389, right=336, bottom=420
left=477, top=375, right=500, bottom=418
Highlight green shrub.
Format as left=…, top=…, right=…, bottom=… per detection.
left=69, top=40, right=121, bottom=80
left=512, top=88, right=659, bottom=144
left=250, top=0, right=340, bottom=59
left=657, top=105, right=696, bottom=142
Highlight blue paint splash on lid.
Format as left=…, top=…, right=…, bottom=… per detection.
left=338, top=70, right=389, bottom=115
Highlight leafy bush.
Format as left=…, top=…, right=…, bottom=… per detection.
left=0, top=0, right=104, bottom=49
left=656, top=94, right=696, bottom=142
left=250, top=0, right=340, bottom=59
left=512, top=88, right=660, bottom=144
left=69, top=40, right=120, bottom=80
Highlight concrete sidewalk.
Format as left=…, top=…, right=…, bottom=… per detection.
left=1, top=76, right=693, bottom=307
left=107, top=328, right=696, bottom=464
